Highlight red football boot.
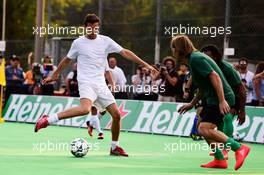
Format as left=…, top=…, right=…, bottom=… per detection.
left=34, top=115, right=49, bottom=132
left=234, top=144, right=251, bottom=170
left=110, top=146, right=128, bottom=157
left=201, top=159, right=228, bottom=169
left=86, top=121, right=93, bottom=137
left=98, top=133, right=104, bottom=140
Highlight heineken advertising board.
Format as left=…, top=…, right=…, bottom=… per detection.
left=3, top=94, right=264, bottom=143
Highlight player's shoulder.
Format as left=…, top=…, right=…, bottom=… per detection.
left=221, top=60, right=233, bottom=69
left=71, top=36, right=85, bottom=45
left=97, top=34, right=114, bottom=42
left=116, top=66, right=124, bottom=72
left=189, top=51, right=207, bottom=63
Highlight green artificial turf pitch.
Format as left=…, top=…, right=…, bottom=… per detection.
left=0, top=122, right=263, bottom=175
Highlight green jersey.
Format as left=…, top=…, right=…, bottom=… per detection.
left=188, top=51, right=235, bottom=106
left=218, top=60, right=241, bottom=98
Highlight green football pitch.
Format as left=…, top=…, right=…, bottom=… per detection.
left=0, top=122, right=263, bottom=175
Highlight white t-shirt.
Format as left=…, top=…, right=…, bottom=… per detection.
left=67, top=35, right=123, bottom=84
left=67, top=71, right=74, bottom=79
left=238, top=70, right=254, bottom=103
left=131, top=74, right=151, bottom=94
left=110, top=66, right=127, bottom=87
left=67, top=63, right=110, bottom=80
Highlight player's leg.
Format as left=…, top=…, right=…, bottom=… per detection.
left=190, top=114, right=199, bottom=138
left=190, top=106, right=203, bottom=140
left=198, top=119, right=250, bottom=170
left=223, top=113, right=234, bottom=138
left=96, top=111, right=105, bottom=139
left=86, top=106, right=97, bottom=137
left=198, top=123, right=227, bottom=168
left=106, top=103, right=121, bottom=144
left=95, top=83, right=128, bottom=156
left=87, top=106, right=105, bottom=139
left=106, top=103, right=128, bottom=157
left=35, top=98, right=92, bottom=132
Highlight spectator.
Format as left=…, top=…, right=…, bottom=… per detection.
left=253, top=70, right=264, bottom=80
left=66, top=63, right=79, bottom=97
left=236, top=58, right=254, bottom=105
left=154, top=56, right=178, bottom=102
left=24, top=63, right=42, bottom=94
left=252, top=62, right=264, bottom=106
left=40, top=55, right=57, bottom=95
left=5, top=55, right=25, bottom=101
left=147, top=64, right=161, bottom=101
left=176, top=63, right=189, bottom=102
left=131, top=65, right=151, bottom=100
left=182, top=72, right=194, bottom=102
left=108, top=57, right=128, bottom=99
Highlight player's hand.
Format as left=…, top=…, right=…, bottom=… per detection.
left=178, top=103, right=194, bottom=114
left=219, top=100, right=230, bottom=115
left=147, top=65, right=159, bottom=77
left=42, top=74, right=58, bottom=85
left=237, top=110, right=246, bottom=125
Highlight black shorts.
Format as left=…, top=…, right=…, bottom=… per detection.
left=199, top=105, right=224, bottom=126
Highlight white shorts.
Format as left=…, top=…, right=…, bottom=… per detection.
left=78, top=82, right=116, bottom=112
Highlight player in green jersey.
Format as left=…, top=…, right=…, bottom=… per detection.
left=172, top=35, right=250, bottom=170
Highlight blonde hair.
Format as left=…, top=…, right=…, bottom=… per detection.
left=170, top=35, right=197, bottom=57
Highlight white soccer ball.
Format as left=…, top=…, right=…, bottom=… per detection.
left=70, top=138, right=89, bottom=157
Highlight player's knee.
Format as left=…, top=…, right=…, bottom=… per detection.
left=198, top=124, right=207, bottom=136
left=80, top=107, right=90, bottom=115
left=111, top=111, right=121, bottom=122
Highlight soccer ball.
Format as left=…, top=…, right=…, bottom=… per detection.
left=70, top=138, right=89, bottom=157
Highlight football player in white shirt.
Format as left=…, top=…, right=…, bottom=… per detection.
left=87, top=60, right=115, bottom=140
left=35, top=14, right=157, bottom=157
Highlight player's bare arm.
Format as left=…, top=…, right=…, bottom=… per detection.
left=209, top=71, right=230, bottom=115
left=42, top=57, right=72, bottom=84
left=105, top=70, right=116, bottom=91
left=119, top=49, right=158, bottom=76
left=178, top=89, right=203, bottom=114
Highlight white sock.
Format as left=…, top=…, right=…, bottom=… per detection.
left=94, top=115, right=103, bottom=133
left=89, top=115, right=97, bottom=127
left=47, top=114, right=59, bottom=124
left=111, top=141, right=119, bottom=150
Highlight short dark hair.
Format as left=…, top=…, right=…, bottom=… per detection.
left=180, top=63, right=188, bottom=67
left=84, top=14, right=100, bottom=26
left=10, top=55, right=20, bottom=61
left=201, top=44, right=222, bottom=63
left=239, top=57, right=248, bottom=64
